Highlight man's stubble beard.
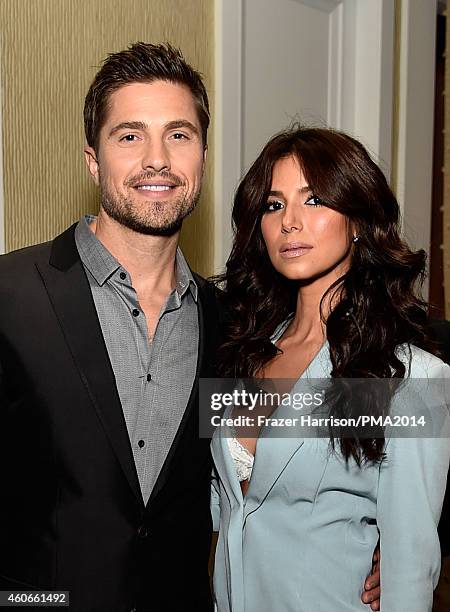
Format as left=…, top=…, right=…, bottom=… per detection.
left=99, top=174, right=201, bottom=237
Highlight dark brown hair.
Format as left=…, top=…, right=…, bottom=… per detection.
left=84, top=42, right=210, bottom=151
left=217, top=126, right=432, bottom=464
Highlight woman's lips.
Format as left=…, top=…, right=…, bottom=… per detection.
left=279, top=242, right=313, bottom=258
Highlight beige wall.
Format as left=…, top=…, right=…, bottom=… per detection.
left=0, top=0, right=214, bottom=276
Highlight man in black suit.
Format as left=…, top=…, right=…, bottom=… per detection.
left=0, top=43, right=219, bottom=611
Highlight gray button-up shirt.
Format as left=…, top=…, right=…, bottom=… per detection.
left=75, top=215, right=199, bottom=503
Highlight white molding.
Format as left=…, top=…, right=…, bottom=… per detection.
left=296, top=0, right=341, bottom=12
left=341, top=0, right=395, bottom=179
left=327, top=2, right=344, bottom=127
left=329, top=0, right=394, bottom=177
left=340, top=0, right=357, bottom=133
left=377, top=0, right=395, bottom=177
left=213, top=0, right=243, bottom=272
left=396, top=0, right=438, bottom=297
left=0, top=53, right=5, bottom=255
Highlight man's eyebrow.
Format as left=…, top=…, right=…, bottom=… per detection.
left=108, top=119, right=200, bottom=138
left=164, top=119, right=200, bottom=135
left=108, top=121, right=147, bottom=137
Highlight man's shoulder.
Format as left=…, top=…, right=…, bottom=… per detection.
left=0, top=225, right=80, bottom=295
left=0, top=224, right=78, bottom=275
left=0, top=239, right=53, bottom=274
left=0, top=241, right=56, bottom=308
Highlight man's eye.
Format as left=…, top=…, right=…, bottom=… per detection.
left=171, top=132, right=189, bottom=140
left=305, top=194, right=324, bottom=207
left=119, top=134, right=138, bottom=142
left=264, top=200, right=284, bottom=212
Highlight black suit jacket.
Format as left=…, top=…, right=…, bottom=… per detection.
left=0, top=225, right=220, bottom=611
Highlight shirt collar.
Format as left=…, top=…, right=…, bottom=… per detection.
left=75, top=215, right=120, bottom=286
left=175, top=247, right=198, bottom=302
left=75, top=215, right=198, bottom=301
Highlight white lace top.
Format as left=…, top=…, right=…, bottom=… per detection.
left=227, top=436, right=254, bottom=482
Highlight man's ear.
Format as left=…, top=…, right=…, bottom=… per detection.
left=84, top=146, right=100, bottom=186
left=202, top=144, right=208, bottom=168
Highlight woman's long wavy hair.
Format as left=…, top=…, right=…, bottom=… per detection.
left=217, top=126, right=432, bottom=464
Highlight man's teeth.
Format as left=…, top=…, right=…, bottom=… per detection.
left=137, top=185, right=172, bottom=191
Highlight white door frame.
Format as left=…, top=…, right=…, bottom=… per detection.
left=395, top=0, right=438, bottom=297
left=214, top=0, right=395, bottom=271
left=213, top=0, right=243, bottom=273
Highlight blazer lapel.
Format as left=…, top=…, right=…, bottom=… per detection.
left=243, top=342, right=331, bottom=521
left=243, top=434, right=304, bottom=522
left=36, top=224, right=143, bottom=507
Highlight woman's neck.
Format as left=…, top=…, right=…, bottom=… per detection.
left=288, top=274, right=341, bottom=344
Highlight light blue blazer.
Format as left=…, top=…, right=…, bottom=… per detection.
left=211, top=343, right=450, bottom=612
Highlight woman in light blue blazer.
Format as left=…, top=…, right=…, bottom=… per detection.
left=211, top=127, right=450, bottom=611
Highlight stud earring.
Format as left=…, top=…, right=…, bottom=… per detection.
left=352, top=235, right=359, bottom=243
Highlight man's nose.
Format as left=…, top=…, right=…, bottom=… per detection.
left=141, top=139, right=170, bottom=172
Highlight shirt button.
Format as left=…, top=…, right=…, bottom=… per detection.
left=132, top=308, right=140, bottom=317
left=137, top=525, right=149, bottom=538
left=138, top=439, right=145, bottom=448
left=119, top=272, right=126, bottom=280
left=146, top=373, right=152, bottom=382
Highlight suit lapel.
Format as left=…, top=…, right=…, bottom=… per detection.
left=243, top=342, right=332, bottom=520
left=36, top=224, right=143, bottom=507
left=243, top=432, right=304, bottom=522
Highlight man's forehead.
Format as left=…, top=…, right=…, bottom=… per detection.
left=105, top=80, right=200, bottom=123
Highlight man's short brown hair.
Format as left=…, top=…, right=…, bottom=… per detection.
left=84, top=42, right=210, bottom=151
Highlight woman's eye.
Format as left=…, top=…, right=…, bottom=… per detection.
left=264, top=200, right=284, bottom=212
left=305, top=194, right=324, bottom=207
